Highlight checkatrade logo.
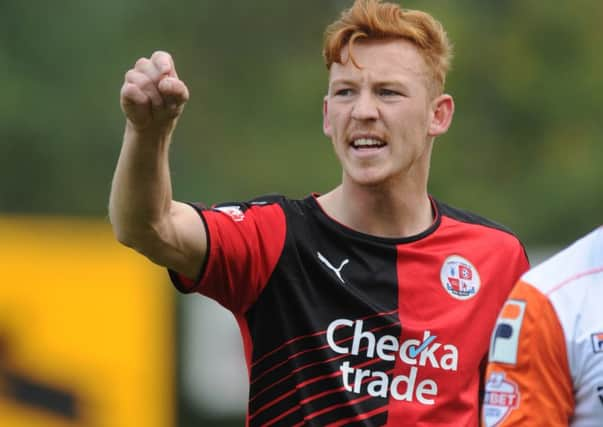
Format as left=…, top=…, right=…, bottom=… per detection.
left=326, top=319, right=458, bottom=405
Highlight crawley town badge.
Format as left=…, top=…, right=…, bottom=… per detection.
left=440, top=255, right=480, bottom=300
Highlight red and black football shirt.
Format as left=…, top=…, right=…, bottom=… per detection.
left=170, top=194, right=529, bottom=426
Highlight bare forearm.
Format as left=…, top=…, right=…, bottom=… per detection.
left=109, top=121, right=174, bottom=244
left=109, top=51, right=205, bottom=276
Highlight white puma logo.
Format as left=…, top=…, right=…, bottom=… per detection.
left=317, top=252, right=349, bottom=284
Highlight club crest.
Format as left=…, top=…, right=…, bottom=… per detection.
left=213, top=205, right=246, bottom=222
left=440, top=255, right=480, bottom=300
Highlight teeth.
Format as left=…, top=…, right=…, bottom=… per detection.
left=353, top=138, right=384, bottom=147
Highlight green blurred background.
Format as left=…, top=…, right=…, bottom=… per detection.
left=1, top=0, right=601, bottom=426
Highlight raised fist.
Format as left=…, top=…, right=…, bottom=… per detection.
left=120, top=51, right=189, bottom=132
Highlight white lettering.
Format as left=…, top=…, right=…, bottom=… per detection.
left=487, top=391, right=518, bottom=407
left=399, top=339, right=420, bottom=365
left=419, top=342, right=441, bottom=368
left=376, top=335, right=398, bottom=361
left=351, top=320, right=375, bottom=357
left=353, top=368, right=371, bottom=393
left=327, top=318, right=353, bottom=354
left=337, top=363, right=445, bottom=405
left=440, top=344, right=459, bottom=371
left=339, top=361, right=353, bottom=392
left=390, top=367, right=417, bottom=401
left=325, top=318, right=461, bottom=407
left=366, top=371, right=389, bottom=398
left=416, top=379, right=437, bottom=405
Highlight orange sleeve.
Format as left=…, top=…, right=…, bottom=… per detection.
left=482, top=281, right=574, bottom=426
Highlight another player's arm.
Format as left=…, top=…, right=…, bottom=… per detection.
left=483, top=282, right=574, bottom=426
left=109, top=51, right=205, bottom=279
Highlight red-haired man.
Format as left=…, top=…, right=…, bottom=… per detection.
left=110, top=1, right=528, bottom=425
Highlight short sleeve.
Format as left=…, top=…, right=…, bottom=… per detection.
left=169, top=201, right=287, bottom=314
left=482, top=281, right=574, bottom=426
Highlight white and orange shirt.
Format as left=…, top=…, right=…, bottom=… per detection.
left=483, top=226, right=603, bottom=426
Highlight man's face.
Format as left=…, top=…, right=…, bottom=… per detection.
left=323, top=38, right=444, bottom=187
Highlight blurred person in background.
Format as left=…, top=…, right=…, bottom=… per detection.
left=483, top=226, right=603, bottom=426
left=110, top=0, right=528, bottom=425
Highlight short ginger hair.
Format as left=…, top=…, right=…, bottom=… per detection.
left=323, top=0, right=453, bottom=95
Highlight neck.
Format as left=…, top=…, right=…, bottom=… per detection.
left=318, top=180, right=434, bottom=239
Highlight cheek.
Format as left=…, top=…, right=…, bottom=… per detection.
left=400, top=108, right=430, bottom=137
left=327, top=111, right=345, bottom=136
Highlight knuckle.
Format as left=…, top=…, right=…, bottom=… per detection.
left=121, top=84, right=139, bottom=98
left=125, top=69, right=138, bottom=82
left=153, top=50, right=170, bottom=59
left=121, top=90, right=139, bottom=106
left=119, top=85, right=128, bottom=100
left=127, top=70, right=155, bottom=89
left=152, top=51, right=173, bottom=73
left=138, top=73, right=154, bottom=86
left=134, top=57, right=150, bottom=69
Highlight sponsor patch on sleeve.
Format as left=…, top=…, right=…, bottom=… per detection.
left=212, top=205, right=246, bottom=222
left=488, top=299, right=526, bottom=364
left=482, top=371, right=520, bottom=426
left=592, top=332, right=603, bottom=354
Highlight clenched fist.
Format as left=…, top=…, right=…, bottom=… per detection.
left=120, top=51, right=189, bottom=132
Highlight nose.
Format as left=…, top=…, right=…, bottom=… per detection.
left=351, top=91, right=379, bottom=121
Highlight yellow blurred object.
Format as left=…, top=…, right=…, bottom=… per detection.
left=0, top=216, right=174, bottom=427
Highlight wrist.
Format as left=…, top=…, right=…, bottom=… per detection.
left=125, top=119, right=176, bottom=144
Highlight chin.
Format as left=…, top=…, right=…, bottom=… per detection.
left=345, top=169, right=392, bottom=187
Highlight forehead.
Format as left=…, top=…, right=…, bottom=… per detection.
left=329, top=38, right=428, bottom=83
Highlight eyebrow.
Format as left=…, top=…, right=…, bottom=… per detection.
left=330, top=79, right=410, bottom=90
left=329, top=79, right=358, bottom=87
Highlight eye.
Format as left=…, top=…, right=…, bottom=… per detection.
left=334, top=88, right=354, bottom=97
left=378, top=88, right=402, bottom=97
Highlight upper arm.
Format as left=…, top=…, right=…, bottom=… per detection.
left=482, top=281, right=574, bottom=426
left=139, top=200, right=207, bottom=280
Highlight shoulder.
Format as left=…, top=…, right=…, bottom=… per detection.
left=436, top=199, right=516, bottom=236
left=210, top=193, right=314, bottom=212
left=211, top=193, right=287, bottom=211
left=203, top=194, right=323, bottom=235
left=435, top=199, right=526, bottom=253
left=201, top=194, right=287, bottom=221
left=522, top=226, right=603, bottom=294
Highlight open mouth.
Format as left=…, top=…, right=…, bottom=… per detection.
left=351, top=138, right=387, bottom=150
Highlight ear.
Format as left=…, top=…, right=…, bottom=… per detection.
left=323, top=95, right=332, bottom=137
left=428, top=94, right=454, bottom=137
